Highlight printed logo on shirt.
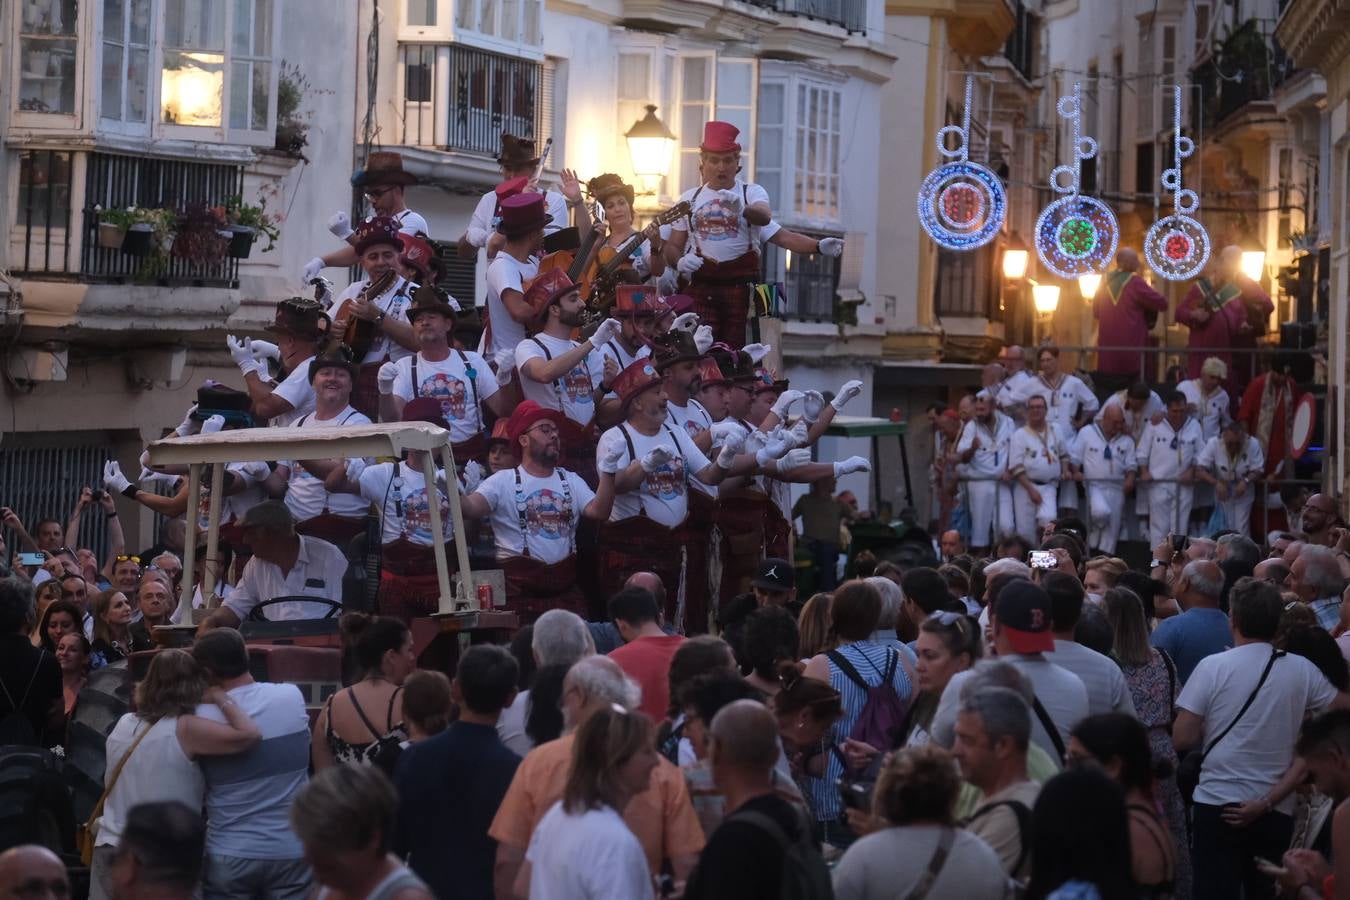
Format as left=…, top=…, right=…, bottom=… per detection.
left=420, top=372, right=470, bottom=421
left=680, top=419, right=702, bottom=439
left=694, top=197, right=746, bottom=243
left=644, top=458, right=686, bottom=501
left=562, top=365, right=594, bottom=404
left=401, top=487, right=448, bottom=543
left=523, top=489, right=573, bottom=540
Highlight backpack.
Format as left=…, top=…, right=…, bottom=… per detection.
left=965, top=798, right=1033, bottom=877
left=728, top=807, right=834, bottom=900
left=826, top=648, right=906, bottom=753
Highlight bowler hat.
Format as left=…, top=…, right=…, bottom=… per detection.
left=497, top=134, right=541, bottom=168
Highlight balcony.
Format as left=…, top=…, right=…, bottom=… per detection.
left=767, top=0, right=867, bottom=32
left=1194, top=18, right=1298, bottom=132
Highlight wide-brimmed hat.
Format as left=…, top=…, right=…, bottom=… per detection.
left=354, top=216, right=405, bottom=256
left=650, top=330, right=701, bottom=372
left=263, top=297, right=331, bottom=342
left=353, top=151, right=418, bottom=188
left=497, top=193, right=552, bottom=237
left=505, top=400, right=567, bottom=445
left=524, top=270, right=579, bottom=322
left=588, top=173, right=634, bottom=207
left=406, top=283, right=459, bottom=323
left=400, top=233, right=436, bottom=277
left=307, top=344, right=358, bottom=383
left=611, top=359, right=664, bottom=411
left=613, top=284, right=661, bottom=318
left=497, top=133, right=540, bottom=168
left=700, top=121, right=741, bottom=154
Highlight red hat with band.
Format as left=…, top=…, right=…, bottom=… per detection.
left=611, top=359, right=664, bottom=411
left=400, top=233, right=435, bottom=277
left=524, top=269, right=579, bottom=322
left=697, top=357, right=731, bottom=388
left=700, top=121, right=742, bottom=154
left=497, top=193, right=552, bottom=237
left=505, top=400, right=568, bottom=446
left=613, top=284, right=660, bottom=318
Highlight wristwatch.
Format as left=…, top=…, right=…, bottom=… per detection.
left=374, top=311, right=386, bottom=326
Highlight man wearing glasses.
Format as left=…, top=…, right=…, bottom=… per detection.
left=302, top=151, right=430, bottom=281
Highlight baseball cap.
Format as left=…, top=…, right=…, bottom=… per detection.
left=751, top=557, right=794, bottom=592
left=992, top=579, right=1054, bottom=653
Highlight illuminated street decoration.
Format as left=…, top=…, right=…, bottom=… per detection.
left=1145, top=86, right=1211, bottom=280
left=917, top=75, right=1006, bottom=251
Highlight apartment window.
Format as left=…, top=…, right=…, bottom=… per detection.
left=757, top=82, right=786, bottom=206
left=1194, top=1, right=1211, bottom=55
left=17, top=0, right=79, bottom=115
left=1135, top=141, right=1155, bottom=197
left=1279, top=147, right=1294, bottom=246
left=763, top=238, right=841, bottom=321
left=159, top=0, right=277, bottom=141
left=229, top=0, right=273, bottom=130
left=456, top=0, right=543, bottom=48
left=935, top=245, right=999, bottom=319
left=796, top=83, right=840, bottom=221
left=756, top=72, right=841, bottom=223
left=407, top=0, right=437, bottom=26
left=101, top=0, right=153, bottom=123
left=677, top=57, right=756, bottom=194
left=1137, top=21, right=1154, bottom=138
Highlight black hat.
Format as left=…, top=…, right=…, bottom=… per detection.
left=307, top=344, right=358, bottom=383
left=406, top=282, right=459, bottom=322
left=497, top=133, right=540, bottom=168
left=191, top=383, right=254, bottom=428
left=264, top=296, right=331, bottom=342
left=992, top=580, right=1055, bottom=653
left=650, top=330, right=702, bottom=372
left=751, top=557, right=795, bottom=592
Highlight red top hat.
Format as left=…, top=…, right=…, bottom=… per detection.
left=354, top=216, right=405, bottom=256
left=523, top=269, right=578, bottom=321
left=611, top=359, right=664, bottom=411
left=402, top=396, right=448, bottom=429
left=505, top=400, right=568, bottom=445
left=613, top=284, right=660, bottom=318
left=488, top=418, right=513, bottom=446
left=400, top=233, right=435, bottom=276
left=663, top=294, right=697, bottom=316
left=497, top=193, right=552, bottom=237
left=697, top=357, right=731, bottom=388
left=700, top=121, right=741, bottom=154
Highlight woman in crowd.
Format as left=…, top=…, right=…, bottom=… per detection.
left=401, top=669, right=452, bottom=744
left=1103, top=584, right=1188, bottom=890
left=773, top=662, right=843, bottom=787
left=292, top=765, right=433, bottom=900
left=1069, top=714, right=1179, bottom=899
left=517, top=706, right=658, bottom=899
left=796, top=592, right=835, bottom=660
left=1024, top=767, right=1135, bottom=900
left=55, top=632, right=91, bottom=719
left=832, top=745, right=1008, bottom=899
left=89, top=649, right=261, bottom=900
left=803, top=580, right=915, bottom=847
left=658, top=636, right=738, bottom=765
left=37, top=598, right=81, bottom=655
left=89, top=589, right=152, bottom=665
left=29, top=580, right=62, bottom=647
left=312, top=614, right=414, bottom=771
left=1280, top=624, right=1350, bottom=691
left=1084, top=557, right=1128, bottom=606
left=741, top=606, right=799, bottom=697
left=903, top=612, right=982, bottom=746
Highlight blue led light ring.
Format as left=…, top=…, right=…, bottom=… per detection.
left=1147, top=86, right=1211, bottom=281
left=916, top=75, right=1006, bottom=251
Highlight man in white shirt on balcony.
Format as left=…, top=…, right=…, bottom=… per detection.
left=1138, top=390, right=1206, bottom=547
left=957, top=391, right=1014, bottom=556
left=303, top=151, right=430, bottom=281
left=462, top=134, right=570, bottom=258
left=1069, top=403, right=1137, bottom=555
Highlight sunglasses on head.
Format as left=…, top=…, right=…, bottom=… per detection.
left=115, top=555, right=141, bottom=565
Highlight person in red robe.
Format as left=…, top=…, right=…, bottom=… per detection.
left=1177, top=247, right=1274, bottom=399
left=1093, top=248, right=1168, bottom=393
left=1236, top=359, right=1302, bottom=535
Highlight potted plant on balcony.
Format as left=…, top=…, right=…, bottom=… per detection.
left=97, top=206, right=167, bottom=256
left=171, top=204, right=229, bottom=266
left=222, top=194, right=282, bottom=258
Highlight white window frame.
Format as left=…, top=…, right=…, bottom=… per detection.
left=398, top=0, right=453, bottom=41
left=453, top=0, right=544, bottom=60
left=11, top=0, right=84, bottom=127
left=757, top=64, right=843, bottom=230
left=99, top=0, right=156, bottom=131
left=675, top=53, right=758, bottom=196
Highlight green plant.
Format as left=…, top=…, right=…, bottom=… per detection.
left=223, top=194, right=282, bottom=251
left=172, top=203, right=229, bottom=265
left=275, top=61, right=311, bottom=157
left=97, top=206, right=163, bottom=230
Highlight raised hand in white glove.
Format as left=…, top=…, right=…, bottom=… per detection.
left=776, top=448, right=812, bottom=473
left=710, top=421, right=745, bottom=450
left=104, top=460, right=132, bottom=496
left=743, top=342, right=773, bottom=364
left=788, top=420, right=810, bottom=447
left=250, top=339, right=280, bottom=363
left=641, top=446, right=676, bottom=473
left=817, top=237, right=845, bottom=258
left=802, top=390, right=826, bottom=424
left=327, top=211, right=354, bottom=240
left=494, top=348, right=515, bottom=386
left=461, top=460, right=485, bottom=493
left=377, top=361, right=399, bottom=396
left=716, top=432, right=747, bottom=469
left=693, top=325, right=714, bottom=355
left=831, top=379, right=863, bottom=411
left=676, top=253, right=705, bottom=276
left=771, top=389, right=805, bottom=419
left=174, top=404, right=200, bottom=437
left=671, top=312, right=700, bottom=334
left=590, top=318, right=622, bottom=347
left=302, top=257, right=326, bottom=283
left=833, top=455, right=871, bottom=477
left=755, top=430, right=795, bottom=466
left=201, top=414, right=226, bottom=435
left=599, top=442, right=627, bottom=475
left=226, top=334, right=254, bottom=369
left=138, top=467, right=178, bottom=488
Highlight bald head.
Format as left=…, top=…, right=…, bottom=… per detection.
left=1116, top=248, right=1140, bottom=271
left=0, top=845, right=67, bottom=899
left=1003, top=346, right=1026, bottom=373
left=1254, top=557, right=1291, bottom=586
left=1283, top=540, right=1307, bottom=567
left=709, top=699, right=780, bottom=773
left=624, top=571, right=666, bottom=610
left=1187, top=538, right=1215, bottom=562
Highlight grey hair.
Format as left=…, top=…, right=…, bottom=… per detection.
left=1217, top=534, right=1260, bottom=570
left=1299, top=545, right=1347, bottom=598
left=865, top=576, right=903, bottom=629
left=958, top=687, right=1031, bottom=751
left=1180, top=559, right=1222, bottom=599
left=960, top=659, right=1034, bottom=706
left=984, top=558, right=1032, bottom=583
left=531, top=609, right=596, bottom=667
left=151, top=550, right=182, bottom=569
left=564, top=655, right=641, bottom=712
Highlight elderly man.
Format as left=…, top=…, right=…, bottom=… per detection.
left=1179, top=357, right=1232, bottom=443
left=1196, top=420, right=1264, bottom=537
left=1138, top=391, right=1205, bottom=547
left=1070, top=403, right=1137, bottom=554
left=958, top=391, right=1015, bottom=555
left=0, top=844, right=68, bottom=900
left=940, top=528, right=965, bottom=562
left=1149, top=559, right=1232, bottom=683
left=498, top=609, right=595, bottom=754
left=197, top=502, right=346, bottom=631
left=107, top=802, right=206, bottom=900
left=1236, top=358, right=1303, bottom=490
left=227, top=297, right=328, bottom=427
left=489, top=656, right=705, bottom=893
left=1288, top=545, right=1347, bottom=631
left=1093, top=248, right=1168, bottom=391
left=1007, top=395, right=1069, bottom=547
left=995, top=345, right=1034, bottom=419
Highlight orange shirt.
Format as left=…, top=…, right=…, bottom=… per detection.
left=488, top=732, right=706, bottom=873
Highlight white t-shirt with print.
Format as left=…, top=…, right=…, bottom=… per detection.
left=515, top=334, right=602, bottom=426
left=483, top=254, right=539, bottom=358
left=355, top=460, right=452, bottom=546
left=596, top=422, right=714, bottom=527
left=195, top=461, right=270, bottom=531
left=473, top=467, right=595, bottom=564
left=280, top=407, right=373, bottom=521
left=268, top=355, right=317, bottom=427
left=594, top=339, right=650, bottom=396
left=390, top=350, right=498, bottom=443
left=671, top=180, right=771, bottom=263
left=330, top=276, right=415, bottom=365
left=667, top=400, right=715, bottom=498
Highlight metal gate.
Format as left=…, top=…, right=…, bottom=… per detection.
left=0, top=442, right=113, bottom=563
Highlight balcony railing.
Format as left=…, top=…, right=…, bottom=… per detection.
left=400, top=43, right=550, bottom=156
left=764, top=235, right=842, bottom=322
left=760, top=0, right=868, bottom=33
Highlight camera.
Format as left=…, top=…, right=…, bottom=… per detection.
left=1169, top=534, right=1189, bottom=556
left=92, top=489, right=107, bottom=502
left=837, top=777, right=875, bottom=811
left=1028, top=550, right=1057, bottom=570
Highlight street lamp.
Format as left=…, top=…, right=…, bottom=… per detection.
left=625, top=104, right=676, bottom=195
left=1240, top=248, right=1267, bottom=282
left=1032, top=282, right=1061, bottom=315
left=1077, top=272, right=1102, bottom=302
left=1002, top=232, right=1030, bottom=280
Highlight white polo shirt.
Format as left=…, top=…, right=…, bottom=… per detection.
left=223, top=535, right=348, bottom=621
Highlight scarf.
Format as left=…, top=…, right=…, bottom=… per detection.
left=1105, top=270, right=1134, bottom=306
left=1254, top=376, right=1292, bottom=460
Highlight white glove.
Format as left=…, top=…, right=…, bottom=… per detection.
left=777, top=448, right=812, bottom=473
left=771, top=389, right=804, bottom=419
left=743, top=343, right=772, bottom=364
left=302, top=256, right=326, bottom=283
left=590, top=318, right=622, bottom=347
left=693, top=325, right=714, bottom=355
left=250, top=339, right=280, bottom=363
left=174, top=405, right=199, bottom=437
left=755, top=430, right=794, bottom=467
left=710, top=421, right=744, bottom=449
left=327, top=211, right=354, bottom=240
left=834, top=455, right=871, bottom=477
left=831, top=379, right=863, bottom=411
left=460, top=460, right=485, bottom=493
left=138, top=467, right=179, bottom=488
left=494, top=348, right=515, bottom=386
left=788, top=419, right=810, bottom=447
left=714, top=430, right=747, bottom=469
left=671, top=312, right=700, bottom=334
left=103, top=460, right=131, bottom=496
left=717, top=189, right=744, bottom=214
left=377, top=361, right=399, bottom=396
left=744, top=429, right=768, bottom=454
left=226, top=334, right=254, bottom=373
left=344, top=459, right=368, bottom=483
left=201, top=414, right=226, bottom=435
left=802, top=390, right=826, bottom=424
left=676, top=253, right=705, bottom=276
left=817, top=237, right=845, bottom=258
left=640, top=446, right=676, bottom=473
left=599, top=442, right=626, bottom=475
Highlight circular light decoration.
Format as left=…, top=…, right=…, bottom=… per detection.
left=916, top=76, right=1006, bottom=251
left=1034, top=84, right=1119, bottom=279
left=1144, top=87, right=1211, bottom=280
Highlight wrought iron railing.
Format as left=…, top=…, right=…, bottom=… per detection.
left=768, top=0, right=867, bottom=32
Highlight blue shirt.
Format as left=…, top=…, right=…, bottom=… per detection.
left=395, top=720, right=521, bottom=900
left=1150, top=607, right=1234, bottom=684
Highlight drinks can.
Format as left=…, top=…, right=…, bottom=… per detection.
left=477, top=582, right=493, bottom=610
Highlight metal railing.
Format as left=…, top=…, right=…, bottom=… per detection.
left=766, top=0, right=868, bottom=32
left=0, top=442, right=116, bottom=564
left=1024, top=342, right=1320, bottom=387
left=15, top=149, right=74, bottom=275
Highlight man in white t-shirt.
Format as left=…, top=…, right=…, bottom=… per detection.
left=1069, top=403, right=1137, bottom=554
left=380, top=288, right=510, bottom=466
left=1007, top=395, right=1067, bottom=546
left=260, top=350, right=372, bottom=548
left=327, top=217, right=419, bottom=419
left=957, top=392, right=1015, bottom=555
left=482, top=193, right=550, bottom=364
left=1138, top=391, right=1205, bottom=546
left=1196, top=419, right=1265, bottom=537
left=461, top=134, right=569, bottom=257
left=461, top=401, right=622, bottom=620
left=1042, top=572, right=1137, bottom=717
left=1175, top=578, right=1350, bottom=900
left=302, top=150, right=430, bottom=281
left=227, top=297, right=330, bottom=428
